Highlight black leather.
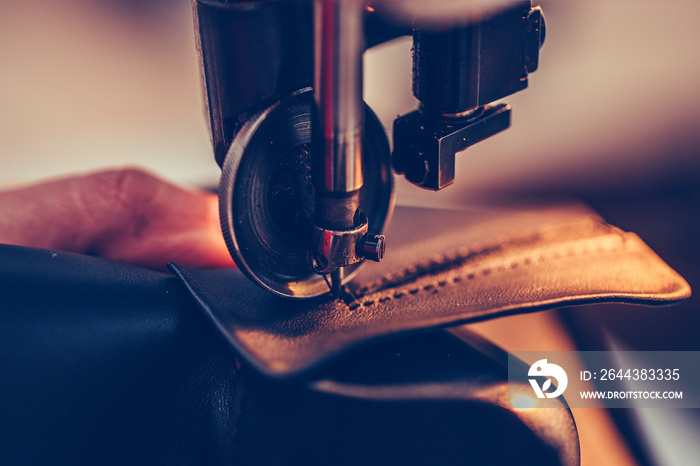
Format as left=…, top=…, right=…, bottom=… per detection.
left=171, top=205, right=690, bottom=379
left=231, top=328, right=580, bottom=466
left=0, top=204, right=688, bottom=465
left=0, top=245, right=236, bottom=465
left=0, top=244, right=579, bottom=465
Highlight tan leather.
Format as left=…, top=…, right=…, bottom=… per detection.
left=171, top=203, right=691, bottom=379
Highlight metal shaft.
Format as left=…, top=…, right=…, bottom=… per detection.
left=313, top=0, right=366, bottom=295
left=314, top=0, right=365, bottom=195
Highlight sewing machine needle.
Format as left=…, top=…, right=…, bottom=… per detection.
left=331, top=269, right=342, bottom=297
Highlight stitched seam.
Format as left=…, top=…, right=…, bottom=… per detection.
left=354, top=217, right=616, bottom=295
left=345, top=236, right=628, bottom=310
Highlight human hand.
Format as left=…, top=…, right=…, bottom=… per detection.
left=0, top=168, right=235, bottom=270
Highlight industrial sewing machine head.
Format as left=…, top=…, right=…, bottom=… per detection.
left=193, top=0, right=545, bottom=298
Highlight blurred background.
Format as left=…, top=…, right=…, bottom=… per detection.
left=1, top=1, right=699, bottom=465
left=1, top=1, right=699, bottom=195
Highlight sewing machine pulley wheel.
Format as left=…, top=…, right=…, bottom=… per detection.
left=219, top=89, right=394, bottom=299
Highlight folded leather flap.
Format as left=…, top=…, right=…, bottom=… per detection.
left=170, top=204, right=690, bottom=379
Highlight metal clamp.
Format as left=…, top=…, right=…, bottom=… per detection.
left=311, top=214, right=386, bottom=275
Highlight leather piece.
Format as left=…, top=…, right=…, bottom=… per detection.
left=170, top=204, right=691, bottom=379
left=235, top=328, right=580, bottom=466
left=0, top=244, right=579, bottom=465
left=0, top=244, right=244, bottom=465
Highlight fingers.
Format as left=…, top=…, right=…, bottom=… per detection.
left=88, top=168, right=236, bottom=270
left=0, top=173, right=104, bottom=252
left=0, top=168, right=235, bottom=270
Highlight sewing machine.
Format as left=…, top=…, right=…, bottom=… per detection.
left=193, top=0, right=545, bottom=298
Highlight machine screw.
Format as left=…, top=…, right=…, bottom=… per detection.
left=360, top=234, right=385, bottom=262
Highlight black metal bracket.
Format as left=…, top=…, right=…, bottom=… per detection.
left=392, top=104, right=511, bottom=191
left=394, top=1, right=545, bottom=191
